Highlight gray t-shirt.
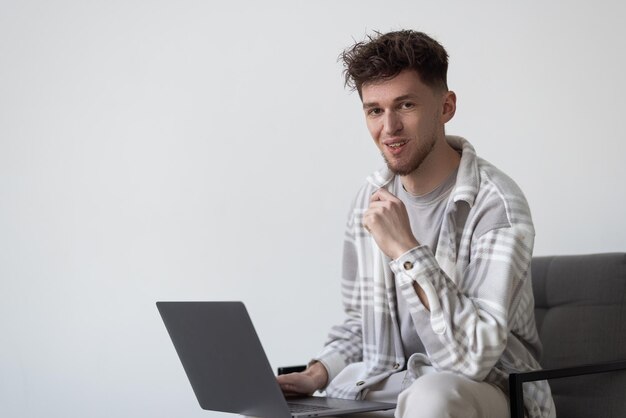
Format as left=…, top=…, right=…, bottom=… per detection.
left=394, top=168, right=458, bottom=360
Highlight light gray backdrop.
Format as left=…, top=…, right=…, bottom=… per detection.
left=1, top=1, right=625, bottom=417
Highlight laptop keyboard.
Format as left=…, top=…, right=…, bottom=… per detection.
left=287, top=402, right=333, bottom=413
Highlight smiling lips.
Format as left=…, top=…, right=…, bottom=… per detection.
left=384, top=139, right=408, bottom=155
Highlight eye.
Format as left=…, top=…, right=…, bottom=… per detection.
left=400, top=102, right=415, bottom=110
left=367, top=108, right=383, bottom=117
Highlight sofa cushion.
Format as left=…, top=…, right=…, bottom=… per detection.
left=530, top=253, right=626, bottom=418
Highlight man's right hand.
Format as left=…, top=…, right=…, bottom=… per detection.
left=276, top=361, right=328, bottom=397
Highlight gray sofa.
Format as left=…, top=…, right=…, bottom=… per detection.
left=509, top=253, right=626, bottom=418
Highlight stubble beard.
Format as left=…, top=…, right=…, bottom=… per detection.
left=382, top=133, right=437, bottom=176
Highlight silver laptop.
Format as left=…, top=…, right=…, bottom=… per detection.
left=157, top=301, right=395, bottom=418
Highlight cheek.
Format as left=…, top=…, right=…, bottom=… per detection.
left=414, top=115, right=435, bottom=137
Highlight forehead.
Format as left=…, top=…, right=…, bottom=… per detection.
left=361, top=70, right=433, bottom=104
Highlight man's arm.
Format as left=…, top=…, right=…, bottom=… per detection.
left=365, top=188, right=535, bottom=380
left=364, top=188, right=431, bottom=311
left=276, top=204, right=364, bottom=396
left=393, top=226, right=534, bottom=380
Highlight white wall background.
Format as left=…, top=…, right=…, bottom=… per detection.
left=1, top=1, right=625, bottom=417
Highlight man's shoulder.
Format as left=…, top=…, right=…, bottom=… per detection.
left=449, top=136, right=529, bottom=210
left=476, top=158, right=526, bottom=202
left=475, top=157, right=526, bottom=199
left=472, top=157, right=533, bottom=231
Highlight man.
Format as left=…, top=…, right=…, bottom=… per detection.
left=277, top=30, right=555, bottom=418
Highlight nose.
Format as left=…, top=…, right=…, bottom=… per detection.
left=383, top=111, right=403, bottom=135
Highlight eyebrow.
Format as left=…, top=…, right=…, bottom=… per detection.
left=362, top=94, right=419, bottom=110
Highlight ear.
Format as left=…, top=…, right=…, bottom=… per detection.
left=441, top=91, right=456, bottom=124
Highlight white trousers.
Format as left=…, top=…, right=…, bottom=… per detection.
left=327, top=371, right=509, bottom=418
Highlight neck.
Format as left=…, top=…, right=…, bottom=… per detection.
left=400, top=136, right=461, bottom=196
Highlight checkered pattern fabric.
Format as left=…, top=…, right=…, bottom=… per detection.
left=314, top=136, right=555, bottom=418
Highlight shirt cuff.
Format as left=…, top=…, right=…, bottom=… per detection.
left=389, top=245, right=447, bottom=335
left=311, top=350, right=348, bottom=389
left=389, top=245, right=439, bottom=286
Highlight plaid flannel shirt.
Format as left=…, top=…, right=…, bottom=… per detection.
left=314, top=136, right=555, bottom=418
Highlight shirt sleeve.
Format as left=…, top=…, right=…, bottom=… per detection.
left=389, top=223, right=535, bottom=381
left=312, top=208, right=364, bottom=385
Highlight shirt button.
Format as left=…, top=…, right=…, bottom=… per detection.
left=356, top=381, right=365, bottom=386
left=403, top=261, right=414, bottom=270
left=393, top=363, right=400, bottom=370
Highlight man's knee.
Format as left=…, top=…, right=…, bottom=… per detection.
left=394, top=372, right=506, bottom=418
left=395, top=372, right=464, bottom=418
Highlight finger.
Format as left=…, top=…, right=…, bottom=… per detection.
left=370, top=188, right=398, bottom=203
left=280, top=386, right=302, bottom=397
left=277, top=373, right=300, bottom=385
left=375, top=188, right=398, bottom=200
left=363, top=207, right=384, bottom=222
left=278, top=381, right=300, bottom=393
left=362, top=211, right=375, bottom=231
left=278, top=379, right=311, bottom=396
left=370, top=188, right=383, bottom=202
left=367, top=200, right=389, bottom=210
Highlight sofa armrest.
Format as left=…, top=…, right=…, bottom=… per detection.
left=509, top=359, right=626, bottom=418
left=277, top=365, right=307, bottom=375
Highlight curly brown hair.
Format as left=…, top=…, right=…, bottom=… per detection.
left=341, top=30, right=449, bottom=95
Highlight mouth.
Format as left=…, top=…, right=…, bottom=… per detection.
left=384, top=140, right=408, bottom=155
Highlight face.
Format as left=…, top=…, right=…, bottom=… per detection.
left=361, top=70, right=454, bottom=176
